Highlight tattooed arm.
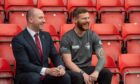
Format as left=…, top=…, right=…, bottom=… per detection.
left=95, top=48, right=105, bottom=72
left=89, top=32, right=106, bottom=81
left=89, top=48, right=105, bottom=81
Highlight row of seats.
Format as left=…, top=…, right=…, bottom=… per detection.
left=1, top=0, right=140, bottom=10
left=0, top=0, right=140, bottom=33
left=0, top=23, right=140, bottom=64
left=59, top=23, right=140, bottom=66
left=0, top=23, right=140, bottom=84
left=92, top=54, right=140, bottom=84
left=0, top=53, right=139, bottom=84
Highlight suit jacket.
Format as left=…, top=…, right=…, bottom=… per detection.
left=12, top=29, right=64, bottom=75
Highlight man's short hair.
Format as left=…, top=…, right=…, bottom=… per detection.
left=26, top=9, right=36, bottom=21
left=26, top=10, right=32, bottom=21
left=72, top=8, right=89, bottom=18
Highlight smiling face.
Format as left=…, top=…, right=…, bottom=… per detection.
left=28, top=9, right=46, bottom=32
left=75, top=12, right=90, bottom=31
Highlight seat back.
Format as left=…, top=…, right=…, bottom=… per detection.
left=119, top=54, right=140, bottom=72
left=43, top=24, right=60, bottom=52
left=67, top=0, right=97, bottom=23
left=92, top=55, right=116, bottom=67
left=125, top=0, right=140, bottom=10
left=100, top=13, right=125, bottom=31
left=125, top=0, right=140, bottom=23
left=43, top=24, right=58, bottom=37
left=37, top=0, right=68, bottom=33
left=0, top=58, right=13, bottom=84
left=97, top=0, right=124, bottom=10
left=91, top=23, right=120, bottom=36
left=60, top=24, right=75, bottom=40
left=124, top=72, right=140, bottom=84
left=97, top=0, right=125, bottom=31
left=119, top=54, right=140, bottom=84
left=0, top=0, right=5, bottom=23
left=129, top=12, right=140, bottom=23
left=0, top=24, right=22, bottom=64
left=91, top=24, right=122, bottom=62
left=5, top=0, right=35, bottom=28
left=122, top=23, right=140, bottom=38
left=122, top=23, right=140, bottom=54
left=92, top=55, right=120, bottom=84
left=5, top=0, right=35, bottom=10
left=68, top=0, right=96, bottom=11
left=37, top=0, right=67, bottom=11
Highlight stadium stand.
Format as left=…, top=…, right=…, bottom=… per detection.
left=0, top=24, right=21, bottom=84
left=0, top=0, right=140, bottom=84
left=125, top=0, right=140, bottom=23
left=0, top=0, right=5, bottom=23
left=0, top=58, right=13, bottom=84
left=97, top=0, right=125, bottom=32
left=67, top=0, right=97, bottom=23
left=0, top=24, right=22, bottom=64
left=37, top=0, right=68, bottom=33
left=42, top=24, right=60, bottom=52
left=60, top=23, right=75, bottom=40
left=91, top=23, right=122, bottom=64
left=122, top=23, right=140, bottom=54
left=119, top=54, right=140, bottom=84
left=92, top=55, right=121, bottom=84
left=5, top=0, right=36, bottom=29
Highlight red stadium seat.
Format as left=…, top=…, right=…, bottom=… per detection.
left=5, top=0, right=35, bottom=28
left=91, top=24, right=122, bottom=64
left=125, top=0, right=140, bottom=23
left=13, top=60, right=16, bottom=77
left=122, top=23, right=140, bottom=54
left=0, top=0, right=5, bottom=23
left=92, top=55, right=120, bottom=84
left=37, top=0, right=68, bottom=33
left=60, top=24, right=75, bottom=40
left=0, top=58, right=13, bottom=84
left=0, top=24, right=22, bottom=65
left=43, top=24, right=59, bottom=39
left=67, top=0, right=97, bottom=23
left=119, top=54, right=140, bottom=84
left=92, top=55, right=116, bottom=68
left=97, top=0, right=125, bottom=32
left=43, top=24, right=60, bottom=52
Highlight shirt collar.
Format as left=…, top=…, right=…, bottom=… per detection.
left=27, top=27, right=39, bottom=37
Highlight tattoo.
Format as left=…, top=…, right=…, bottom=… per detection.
left=95, top=48, right=105, bottom=72
left=96, top=48, right=104, bottom=58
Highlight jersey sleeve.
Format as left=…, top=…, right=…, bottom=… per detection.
left=92, top=32, right=103, bottom=52
left=60, top=35, right=71, bottom=54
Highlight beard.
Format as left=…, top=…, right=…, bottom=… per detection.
left=77, top=21, right=89, bottom=31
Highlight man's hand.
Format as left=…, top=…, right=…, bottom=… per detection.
left=45, top=65, right=66, bottom=77
left=90, top=71, right=99, bottom=82
left=57, top=65, right=66, bottom=76
left=45, top=68, right=60, bottom=77
left=82, top=73, right=92, bottom=84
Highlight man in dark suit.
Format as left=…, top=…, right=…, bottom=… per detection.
left=12, top=8, right=71, bottom=84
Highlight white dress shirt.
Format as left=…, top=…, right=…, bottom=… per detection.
left=27, top=27, right=47, bottom=76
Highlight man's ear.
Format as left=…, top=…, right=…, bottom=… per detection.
left=73, top=17, right=77, bottom=23
left=29, top=16, right=33, bottom=23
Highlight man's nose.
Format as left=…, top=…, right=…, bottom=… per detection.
left=86, top=18, right=90, bottom=22
left=42, top=18, right=46, bottom=23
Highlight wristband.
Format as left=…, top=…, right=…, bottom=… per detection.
left=80, top=70, right=85, bottom=74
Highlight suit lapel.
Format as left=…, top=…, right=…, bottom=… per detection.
left=23, top=29, right=41, bottom=62
left=39, top=31, right=47, bottom=63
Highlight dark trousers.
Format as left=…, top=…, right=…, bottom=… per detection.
left=67, top=66, right=112, bottom=84
left=15, top=72, right=71, bottom=84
